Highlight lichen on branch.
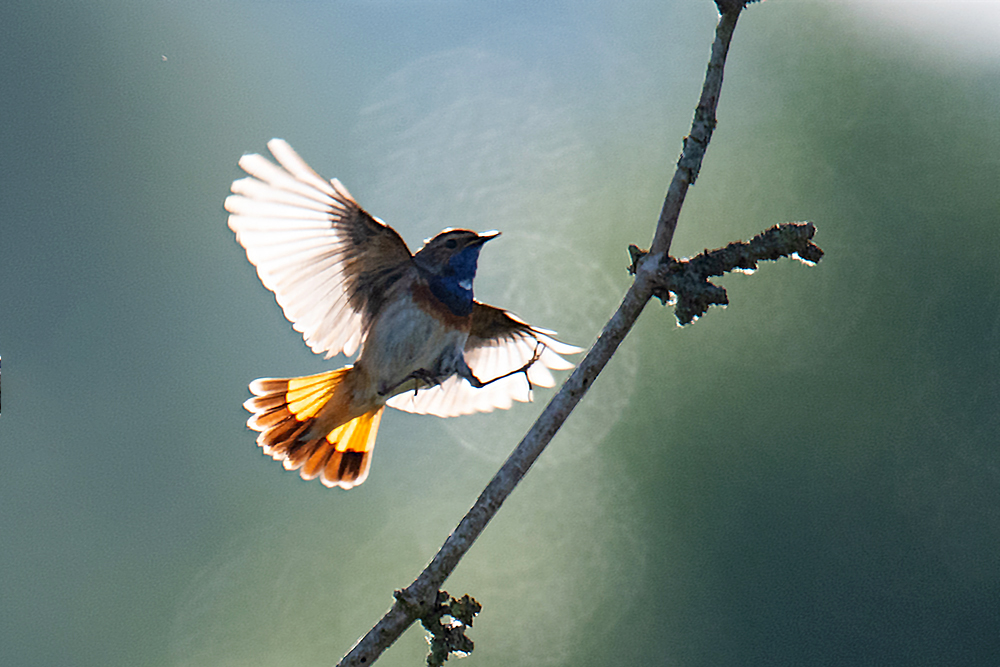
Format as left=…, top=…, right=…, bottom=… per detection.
left=629, top=222, right=823, bottom=325
left=416, top=590, right=481, bottom=667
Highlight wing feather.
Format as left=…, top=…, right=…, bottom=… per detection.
left=226, top=139, right=413, bottom=358
left=386, top=302, right=582, bottom=417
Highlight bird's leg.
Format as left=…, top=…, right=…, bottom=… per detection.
left=378, top=368, right=440, bottom=397
left=463, top=342, right=544, bottom=392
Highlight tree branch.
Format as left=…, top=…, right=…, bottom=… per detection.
left=630, top=222, right=824, bottom=325
left=336, top=3, right=795, bottom=665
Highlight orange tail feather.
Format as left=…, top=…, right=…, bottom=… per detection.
left=243, top=368, right=383, bottom=489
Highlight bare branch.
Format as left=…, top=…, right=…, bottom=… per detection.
left=334, top=4, right=794, bottom=665
left=631, top=222, right=824, bottom=325
left=646, top=7, right=741, bottom=259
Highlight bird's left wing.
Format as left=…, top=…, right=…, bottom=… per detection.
left=386, top=302, right=582, bottom=417
left=225, top=139, right=413, bottom=358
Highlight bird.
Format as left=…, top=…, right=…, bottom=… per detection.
left=225, top=139, right=581, bottom=489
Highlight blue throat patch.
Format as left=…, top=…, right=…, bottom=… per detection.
left=426, top=245, right=483, bottom=317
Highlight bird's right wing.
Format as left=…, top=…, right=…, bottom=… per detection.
left=387, top=302, right=582, bottom=417
left=225, top=139, right=413, bottom=358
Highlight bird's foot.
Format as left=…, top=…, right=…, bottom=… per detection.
left=468, top=342, right=544, bottom=393
left=379, top=368, right=440, bottom=397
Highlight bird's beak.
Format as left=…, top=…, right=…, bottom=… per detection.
left=474, top=230, right=501, bottom=244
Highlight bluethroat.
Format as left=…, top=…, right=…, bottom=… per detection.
left=226, top=140, right=581, bottom=489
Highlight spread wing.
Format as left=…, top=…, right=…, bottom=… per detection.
left=386, top=302, right=582, bottom=417
left=225, top=139, right=413, bottom=358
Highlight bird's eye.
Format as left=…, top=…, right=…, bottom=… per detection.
left=445, top=239, right=458, bottom=249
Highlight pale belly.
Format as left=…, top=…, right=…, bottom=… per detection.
left=356, top=295, right=469, bottom=399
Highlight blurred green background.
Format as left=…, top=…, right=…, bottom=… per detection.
left=3, top=1, right=999, bottom=665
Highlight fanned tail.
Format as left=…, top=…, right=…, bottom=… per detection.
left=243, top=368, right=383, bottom=489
